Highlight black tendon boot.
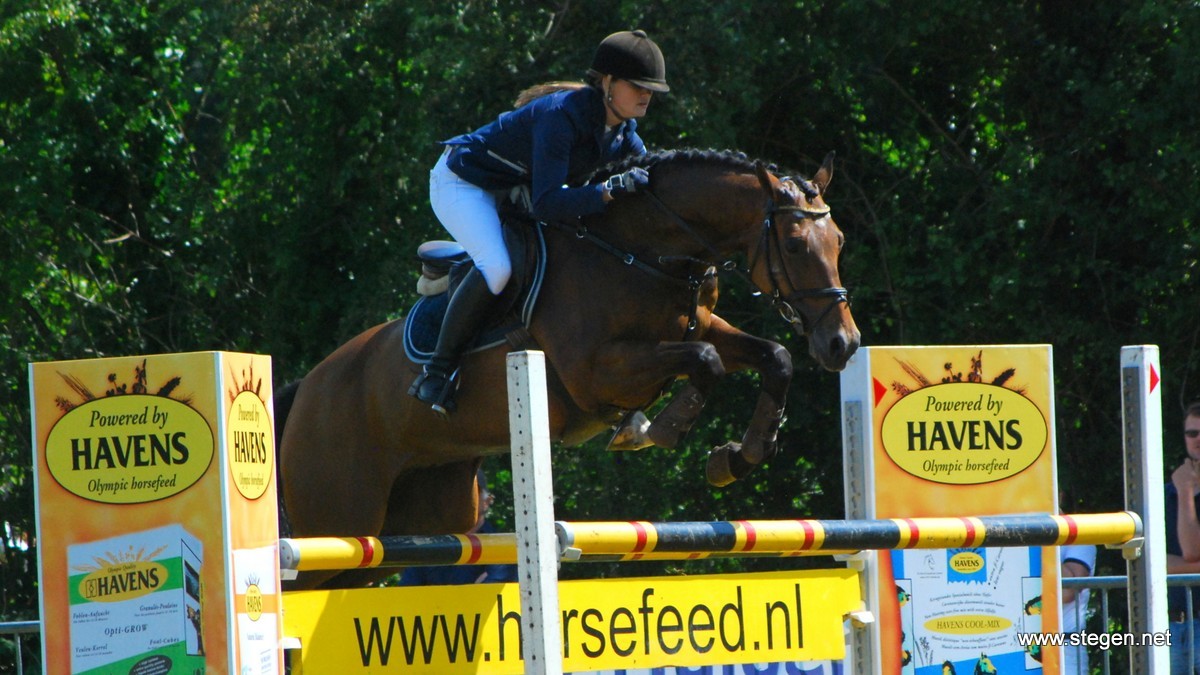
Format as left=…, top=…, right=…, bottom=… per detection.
left=409, top=267, right=495, bottom=417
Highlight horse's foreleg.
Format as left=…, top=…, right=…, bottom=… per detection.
left=591, top=341, right=727, bottom=451
left=639, top=380, right=704, bottom=448
left=702, top=315, right=793, bottom=486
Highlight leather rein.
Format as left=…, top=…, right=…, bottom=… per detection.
left=559, top=162, right=849, bottom=338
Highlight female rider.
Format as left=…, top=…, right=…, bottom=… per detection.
left=411, top=29, right=670, bottom=416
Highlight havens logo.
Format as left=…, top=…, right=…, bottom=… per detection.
left=881, top=383, right=1047, bottom=484
left=72, top=540, right=173, bottom=604
left=47, top=398, right=214, bottom=504
left=227, top=390, right=274, bottom=499
left=244, top=575, right=264, bottom=621
left=878, top=351, right=1048, bottom=485
left=44, top=361, right=215, bottom=503
left=80, top=560, right=169, bottom=602
left=949, top=551, right=985, bottom=574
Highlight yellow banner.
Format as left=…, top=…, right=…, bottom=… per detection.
left=285, top=569, right=861, bottom=674
left=31, top=351, right=282, bottom=674
left=850, top=345, right=1060, bottom=674
left=867, top=345, right=1055, bottom=516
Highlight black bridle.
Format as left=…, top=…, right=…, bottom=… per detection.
left=559, top=161, right=850, bottom=337
left=638, top=162, right=850, bottom=337
left=747, top=162, right=851, bottom=337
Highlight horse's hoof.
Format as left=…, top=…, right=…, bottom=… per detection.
left=607, top=410, right=653, bottom=451
left=706, top=441, right=760, bottom=487
left=706, top=442, right=741, bottom=487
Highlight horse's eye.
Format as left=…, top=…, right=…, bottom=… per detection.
left=785, top=236, right=803, bottom=253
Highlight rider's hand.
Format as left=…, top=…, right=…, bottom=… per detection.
left=604, top=167, right=650, bottom=199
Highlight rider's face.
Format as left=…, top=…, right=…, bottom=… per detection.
left=603, top=76, right=653, bottom=125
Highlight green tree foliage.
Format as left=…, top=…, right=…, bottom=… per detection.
left=2, top=0, right=1198, bottom=633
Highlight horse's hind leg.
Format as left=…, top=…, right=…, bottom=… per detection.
left=381, top=459, right=483, bottom=537
left=291, top=460, right=483, bottom=589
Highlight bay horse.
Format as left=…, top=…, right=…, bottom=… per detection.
left=277, top=149, right=860, bottom=589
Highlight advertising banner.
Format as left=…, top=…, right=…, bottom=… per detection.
left=841, top=345, right=1059, bottom=675
left=30, top=351, right=283, bottom=674
left=284, top=569, right=861, bottom=674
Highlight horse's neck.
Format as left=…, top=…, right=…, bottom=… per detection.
left=643, top=170, right=762, bottom=257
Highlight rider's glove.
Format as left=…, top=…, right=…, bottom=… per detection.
left=604, top=167, right=650, bottom=199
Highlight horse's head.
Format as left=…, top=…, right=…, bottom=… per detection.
left=593, top=148, right=859, bottom=371
left=748, top=153, right=860, bottom=371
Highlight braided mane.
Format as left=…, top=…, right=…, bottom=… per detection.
left=590, top=148, right=779, bottom=185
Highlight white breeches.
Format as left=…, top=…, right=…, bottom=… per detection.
left=429, top=150, right=511, bottom=295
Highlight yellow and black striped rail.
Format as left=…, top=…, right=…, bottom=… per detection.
left=557, top=511, right=1141, bottom=561
left=278, top=511, right=1141, bottom=572
left=279, top=532, right=518, bottom=573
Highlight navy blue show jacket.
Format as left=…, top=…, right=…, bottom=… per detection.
left=442, top=85, right=646, bottom=223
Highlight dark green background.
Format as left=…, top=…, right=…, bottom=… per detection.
left=3, top=3, right=1197, bottom=663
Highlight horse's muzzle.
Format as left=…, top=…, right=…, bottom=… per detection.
left=819, top=327, right=860, bottom=371
left=803, top=305, right=860, bottom=372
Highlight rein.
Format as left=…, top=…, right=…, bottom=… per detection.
left=638, top=163, right=850, bottom=337
left=548, top=219, right=716, bottom=340
left=559, top=160, right=849, bottom=338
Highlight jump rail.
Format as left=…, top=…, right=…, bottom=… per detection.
left=278, top=511, right=1141, bottom=574
left=555, top=511, right=1142, bottom=559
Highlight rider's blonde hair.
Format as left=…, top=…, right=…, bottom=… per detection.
left=513, top=81, right=589, bottom=108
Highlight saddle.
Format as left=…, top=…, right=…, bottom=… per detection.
left=403, top=220, right=547, bottom=365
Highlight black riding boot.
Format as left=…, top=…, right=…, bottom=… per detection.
left=409, top=267, right=495, bottom=416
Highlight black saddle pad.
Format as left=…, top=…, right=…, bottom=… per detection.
left=403, top=222, right=547, bottom=364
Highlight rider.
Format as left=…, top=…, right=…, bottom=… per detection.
left=411, top=29, right=670, bottom=416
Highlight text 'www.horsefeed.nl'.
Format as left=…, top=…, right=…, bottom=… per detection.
left=354, top=585, right=803, bottom=668
left=283, top=568, right=859, bottom=671
left=355, top=586, right=801, bottom=662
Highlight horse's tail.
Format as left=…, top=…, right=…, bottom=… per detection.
left=273, top=379, right=303, bottom=537
left=274, top=379, right=302, bottom=450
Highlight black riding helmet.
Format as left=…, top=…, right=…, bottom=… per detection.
left=589, top=30, right=669, bottom=92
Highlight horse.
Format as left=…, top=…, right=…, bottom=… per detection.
left=276, top=149, right=860, bottom=589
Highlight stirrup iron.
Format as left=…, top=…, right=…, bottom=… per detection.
left=409, top=368, right=459, bottom=417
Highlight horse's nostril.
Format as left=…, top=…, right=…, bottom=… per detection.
left=829, top=336, right=846, bottom=359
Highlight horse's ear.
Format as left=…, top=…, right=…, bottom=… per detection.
left=813, top=151, right=836, bottom=195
